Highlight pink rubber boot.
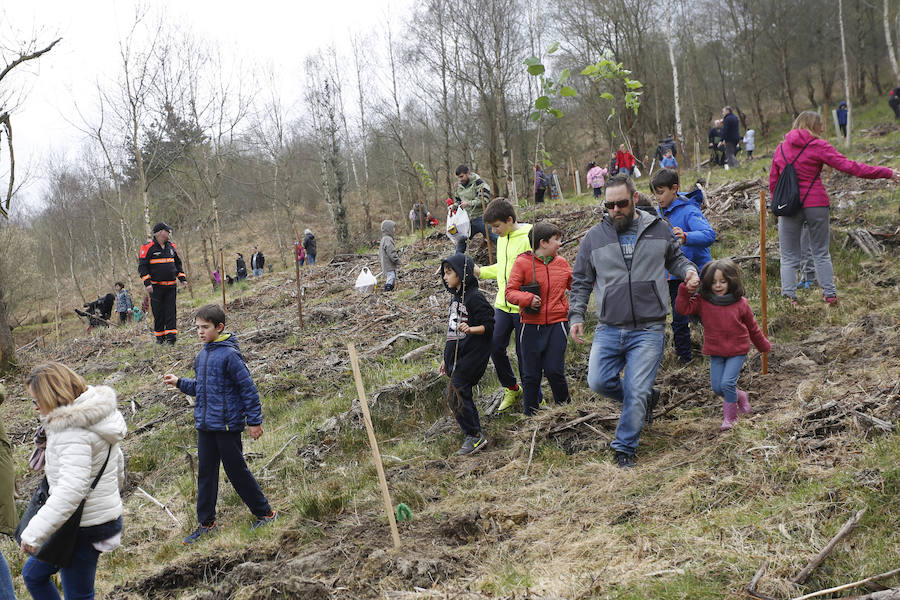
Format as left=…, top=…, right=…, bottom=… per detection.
left=720, top=401, right=739, bottom=431
left=737, top=389, right=751, bottom=415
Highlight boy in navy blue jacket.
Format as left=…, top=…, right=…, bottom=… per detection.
left=164, top=304, right=277, bottom=544
left=440, top=254, right=494, bottom=456
left=650, top=169, right=716, bottom=363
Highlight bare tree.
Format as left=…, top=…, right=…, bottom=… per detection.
left=885, top=0, right=900, bottom=79
left=839, top=0, right=852, bottom=145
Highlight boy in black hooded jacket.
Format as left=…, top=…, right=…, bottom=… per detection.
left=439, top=253, right=494, bottom=455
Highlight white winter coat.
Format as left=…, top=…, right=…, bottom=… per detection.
left=21, top=385, right=127, bottom=547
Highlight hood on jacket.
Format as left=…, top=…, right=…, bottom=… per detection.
left=783, top=128, right=819, bottom=150
left=441, top=253, right=479, bottom=294
left=205, top=332, right=242, bottom=353
left=43, top=385, right=127, bottom=445
left=381, top=220, right=396, bottom=237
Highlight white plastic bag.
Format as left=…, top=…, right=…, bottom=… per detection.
left=354, top=267, right=377, bottom=293
left=446, top=207, right=471, bottom=244
left=632, top=165, right=642, bottom=178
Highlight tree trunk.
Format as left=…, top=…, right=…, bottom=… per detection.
left=0, top=283, right=16, bottom=370
left=839, top=0, right=853, bottom=146
left=886, top=0, right=900, bottom=78
left=665, top=15, right=683, bottom=157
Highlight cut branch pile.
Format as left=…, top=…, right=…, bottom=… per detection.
left=705, top=178, right=767, bottom=214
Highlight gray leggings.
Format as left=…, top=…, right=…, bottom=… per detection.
left=778, top=206, right=835, bottom=298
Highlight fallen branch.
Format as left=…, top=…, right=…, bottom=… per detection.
left=263, top=434, right=298, bottom=471
left=400, top=343, right=433, bottom=363
left=791, top=567, right=900, bottom=600
left=792, top=508, right=867, bottom=584
left=549, top=411, right=619, bottom=434
left=747, top=560, right=775, bottom=600
left=839, top=588, right=900, bottom=599
left=521, top=424, right=539, bottom=479
left=135, top=486, right=182, bottom=527
left=364, top=331, right=425, bottom=356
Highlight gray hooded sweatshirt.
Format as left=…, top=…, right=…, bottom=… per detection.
left=379, top=220, right=401, bottom=273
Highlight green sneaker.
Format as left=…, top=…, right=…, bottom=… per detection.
left=497, top=386, right=522, bottom=413
left=538, top=399, right=550, bottom=410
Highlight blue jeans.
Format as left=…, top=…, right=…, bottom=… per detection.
left=23, top=535, right=100, bottom=599
left=307, top=254, right=316, bottom=266
left=709, top=355, right=746, bottom=403
left=587, top=324, right=665, bottom=455
left=252, top=268, right=263, bottom=277
left=455, top=216, right=499, bottom=254
left=0, top=551, right=14, bottom=600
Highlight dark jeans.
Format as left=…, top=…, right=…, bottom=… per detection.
left=839, top=124, right=847, bottom=138
left=117, top=311, right=130, bottom=325
left=520, top=322, right=570, bottom=415
left=668, top=279, right=692, bottom=362
left=447, top=378, right=481, bottom=437
left=197, top=430, right=272, bottom=525
left=150, top=285, right=177, bottom=343
left=592, top=186, right=603, bottom=198
left=890, top=98, right=900, bottom=119
left=535, top=187, right=546, bottom=203
left=23, top=534, right=100, bottom=600
left=491, top=309, right=523, bottom=388
left=724, top=141, right=738, bottom=167
left=455, top=216, right=499, bottom=254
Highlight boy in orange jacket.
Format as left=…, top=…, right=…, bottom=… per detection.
left=505, top=222, right=573, bottom=415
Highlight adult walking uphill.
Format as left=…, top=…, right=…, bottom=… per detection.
left=451, top=165, right=497, bottom=255
left=302, top=229, right=317, bottom=266
left=720, top=107, right=740, bottom=168
left=138, top=223, right=187, bottom=345
left=568, top=175, right=699, bottom=469
left=770, top=111, right=900, bottom=307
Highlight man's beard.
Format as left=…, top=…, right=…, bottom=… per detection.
left=613, top=209, right=635, bottom=233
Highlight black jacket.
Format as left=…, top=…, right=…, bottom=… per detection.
left=303, top=233, right=317, bottom=257
left=250, top=252, right=265, bottom=270
left=722, top=113, right=740, bottom=144
left=236, top=257, right=247, bottom=277
left=441, top=254, right=494, bottom=382
left=138, top=239, right=186, bottom=287
left=708, top=127, right=721, bottom=145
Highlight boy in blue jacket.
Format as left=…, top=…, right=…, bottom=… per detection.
left=650, top=169, right=716, bottom=363
left=164, top=304, right=277, bottom=544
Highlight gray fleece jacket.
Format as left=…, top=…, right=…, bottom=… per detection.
left=569, top=208, right=697, bottom=328
left=379, top=220, right=401, bottom=273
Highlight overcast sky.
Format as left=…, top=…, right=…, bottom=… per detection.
left=2, top=0, right=408, bottom=211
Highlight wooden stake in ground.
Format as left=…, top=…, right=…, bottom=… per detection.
left=347, top=343, right=401, bottom=549
left=759, top=190, right=768, bottom=374
left=38, top=298, right=44, bottom=349
left=291, top=225, right=305, bottom=329
left=220, top=249, right=226, bottom=312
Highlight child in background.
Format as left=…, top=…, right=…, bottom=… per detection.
left=114, top=282, right=133, bottom=325
left=660, top=149, right=678, bottom=170
left=675, top=259, right=771, bottom=431
left=478, top=198, right=533, bottom=413
left=379, top=220, right=400, bottom=291
left=585, top=161, right=608, bottom=198
left=650, top=168, right=717, bottom=364
left=505, top=222, right=573, bottom=415
left=440, top=254, right=495, bottom=455
left=164, top=304, right=277, bottom=543
left=743, top=128, right=756, bottom=160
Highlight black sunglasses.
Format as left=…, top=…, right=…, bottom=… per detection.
left=604, top=199, right=631, bottom=210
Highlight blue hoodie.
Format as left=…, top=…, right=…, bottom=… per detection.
left=656, top=194, right=716, bottom=277
left=177, top=334, right=263, bottom=431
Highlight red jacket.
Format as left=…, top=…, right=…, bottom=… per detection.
left=506, top=252, right=572, bottom=325
left=769, top=129, right=893, bottom=208
left=675, top=284, right=771, bottom=357
left=616, top=149, right=635, bottom=170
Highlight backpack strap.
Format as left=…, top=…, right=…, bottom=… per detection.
left=90, top=447, right=112, bottom=491
left=779, top=139, right=821, bottom=208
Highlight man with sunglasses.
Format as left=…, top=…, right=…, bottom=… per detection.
left=569, top=175, right=699, bottom=469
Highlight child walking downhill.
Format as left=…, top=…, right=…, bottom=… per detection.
left=379, top=220, right=400, bottom=291
left=675, top=259, right=772, bottom=431
left=651, top=169, right=717, bottom=364
left=505, top=222, right=573, bottom=415
left=440, top=254, right=495, bottom=455
left=164, top=304, right=277, bottom=544
left=478, top=198, right=533, bottom=413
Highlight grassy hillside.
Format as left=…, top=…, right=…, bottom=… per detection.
left=1, top=102, right=899, bottom=599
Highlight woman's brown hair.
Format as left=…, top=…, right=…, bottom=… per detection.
left=25, top=363, right=87, bottom=413
left=700, top=258, right=745, bottom=299
left=792, top=111, right=824, bottom=138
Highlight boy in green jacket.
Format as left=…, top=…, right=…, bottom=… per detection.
left=476, top=198, right=537, bottom=412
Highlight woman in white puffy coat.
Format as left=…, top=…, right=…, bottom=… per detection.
left=20, top=363, right=126, bottom=600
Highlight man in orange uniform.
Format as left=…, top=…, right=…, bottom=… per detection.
left=138, top=223, right=187, bottom=344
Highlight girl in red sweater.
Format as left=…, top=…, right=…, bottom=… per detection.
left=675, top=259, right=772, bottom=431
left=506, top=222, right=573, bottom=415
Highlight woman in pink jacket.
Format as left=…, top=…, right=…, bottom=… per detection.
left=770, top=111, right=900, bottom=305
